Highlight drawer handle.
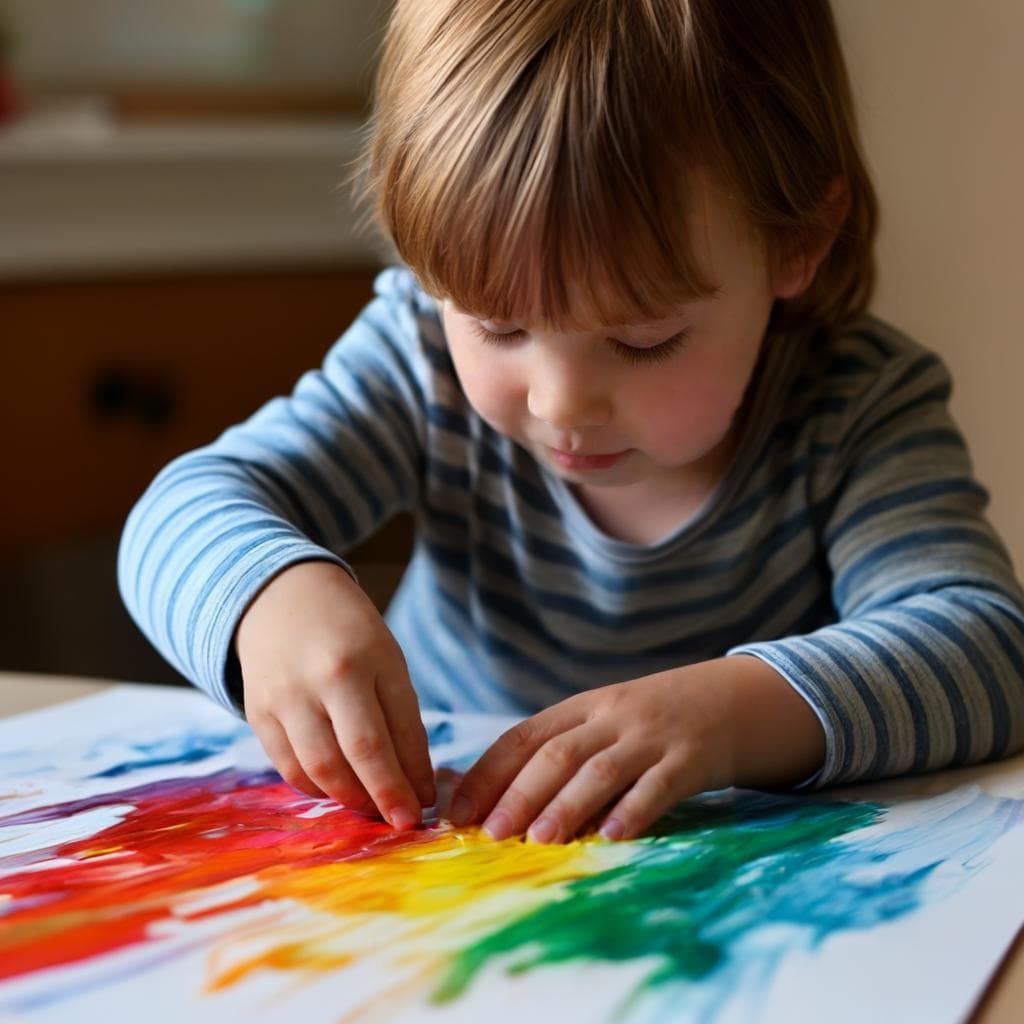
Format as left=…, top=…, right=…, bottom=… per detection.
left=90, top=369, right=176, bottom=428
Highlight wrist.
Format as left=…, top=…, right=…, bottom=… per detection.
left=235, top=558, right=359, bottom=658
left=725, top=655, right=826, bottom=789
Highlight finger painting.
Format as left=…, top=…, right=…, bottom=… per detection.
left=1, top=686, right=1022, bottom=1023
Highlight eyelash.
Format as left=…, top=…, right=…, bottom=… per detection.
left=468, top=323, right=690, bottom=365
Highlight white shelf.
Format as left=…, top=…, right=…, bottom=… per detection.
left=0, top=107, right=384, bottom=279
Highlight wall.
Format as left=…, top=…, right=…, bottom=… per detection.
left=834, top=0, right=1024, bottom=572
left=2, top=1, right=1021, bottom=682
left=4, top=0, right=391, bottom=93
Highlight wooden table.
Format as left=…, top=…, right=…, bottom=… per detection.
left=1, top=670, right=1021, bottom=1022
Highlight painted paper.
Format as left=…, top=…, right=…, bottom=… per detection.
left=1, top=685, right=1022, bottom=1023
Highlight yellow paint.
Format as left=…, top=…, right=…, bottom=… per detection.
left=204, top=826, right=612, bottom=994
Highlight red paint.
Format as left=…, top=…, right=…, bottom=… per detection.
left=0, top=770, right=433, bottom=981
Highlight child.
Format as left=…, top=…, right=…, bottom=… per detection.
left=119, top=0, right=1024, bottom=845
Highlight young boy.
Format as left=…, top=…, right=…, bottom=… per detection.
left=119, top=0, right=1024, bottom=846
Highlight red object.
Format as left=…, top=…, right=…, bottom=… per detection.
left=0, top=64, right=21, bottom=122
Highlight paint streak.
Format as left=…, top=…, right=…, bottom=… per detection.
left=87, top=726, right=246, bottom=777
left=0, top=767, right=605, bottom=997
left=434, top=796, right=883, bottom=1004
left=1, top=742, right=1022, bottom=1022
left=0, top=769, right=432, bottom=980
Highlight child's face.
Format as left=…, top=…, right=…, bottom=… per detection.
left=441, top=178, right=798, bottom=494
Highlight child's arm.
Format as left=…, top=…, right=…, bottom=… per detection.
left=728, top=343, right=1024, bottom=787
left=118, top=268, right=440, bottom=826
left=234, top=559, right=434, bottom=827
left=452, top=338, right=1024, bottom=841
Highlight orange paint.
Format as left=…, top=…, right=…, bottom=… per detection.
left=0, top=765, right=600, bottom=994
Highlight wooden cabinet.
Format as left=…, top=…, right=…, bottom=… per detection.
left=0, top=267, right=413, bottom=682
left=2, top=267, right=380, bottom=546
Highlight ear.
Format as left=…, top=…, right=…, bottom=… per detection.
left=771, top=177, right=850, bottom=300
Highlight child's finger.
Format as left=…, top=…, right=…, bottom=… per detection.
left=481, top=726, right=615, bottom=842
left=448, top=705, right=581, bottom=828
left=520, top=742, right=649, bottom=844
left=283, top=703, right=374, bottom=810
left=329, top=687, right=423, bottom=831
left=375, top=674, right=436, bottom=808
left=250, top=710, right=325, bottom=799
left=597, top=759, right=696, bottom=842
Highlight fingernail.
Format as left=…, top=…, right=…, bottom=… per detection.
left=527, top=816, right=557, bottom=844
left=389, top=807, right=418, bottom=832
left=450, top=793, right=474, bottom=826
left=483, top=809, right=512, bottom=841
left=599, top=817, right=625, bottom=841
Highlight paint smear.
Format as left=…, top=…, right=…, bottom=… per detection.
left=1, top=728, right=1023, bottom=1022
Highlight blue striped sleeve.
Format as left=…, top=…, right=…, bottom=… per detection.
left=730, top=343, right=1024, bottom=786
left=117, top=268, right=432, bottom=714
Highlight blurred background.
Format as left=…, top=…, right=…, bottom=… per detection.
left=0, top=0, right=1021, bottom=687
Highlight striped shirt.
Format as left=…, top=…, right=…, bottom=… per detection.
left=118, top=266, right=1024, bottom=788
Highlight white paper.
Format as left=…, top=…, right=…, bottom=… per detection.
left=0, top=685, right=1022, bottom=1023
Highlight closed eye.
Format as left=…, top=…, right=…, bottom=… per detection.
left=469, top=322, right=528, bottom=345
left=469, top=321, right=690, bottom=365
left=609, top=330, right=690, bottom=365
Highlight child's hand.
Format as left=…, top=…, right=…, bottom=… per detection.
left=449, top=657, right=824, bottom=843
left=235, top=561, right=435, bottom=830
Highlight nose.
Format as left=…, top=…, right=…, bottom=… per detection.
left=526, top=350, right=611, bottom=431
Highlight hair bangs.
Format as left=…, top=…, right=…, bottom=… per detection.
left=362, top=0, right=878, bottom=335
left=368, top=0, right=721, bottom=331
left=404, top=152, right=721, bottom=331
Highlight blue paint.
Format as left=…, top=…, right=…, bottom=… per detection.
left=437, top=786, right=1024, bottom=1023
left=87, top=726, right=246, bottom=778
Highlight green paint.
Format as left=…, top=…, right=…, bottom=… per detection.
left=432, top=794, right=882, bottom=1005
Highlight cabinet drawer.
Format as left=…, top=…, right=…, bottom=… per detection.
left=1, top=268, right=378, bottom=547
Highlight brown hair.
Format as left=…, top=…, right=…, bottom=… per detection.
left=359, top=0, right=878, bottom=333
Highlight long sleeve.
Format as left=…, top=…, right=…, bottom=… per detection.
left=730, top=341, right=1024, bottom=787
left=117, top=268, right=435, bottom=714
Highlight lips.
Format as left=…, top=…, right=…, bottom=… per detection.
left=546, top=447, right=629, bottom=472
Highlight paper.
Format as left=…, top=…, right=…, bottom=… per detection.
left=1, top=685, right=1022, bottom=1023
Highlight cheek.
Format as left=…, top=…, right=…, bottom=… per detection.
left=447, top=342, right=523, bottom=431
left=630, top=357, right=754, bottom=452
